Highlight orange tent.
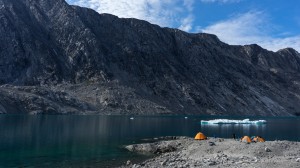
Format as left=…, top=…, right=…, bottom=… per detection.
left=194, top=132, right=207, bottom=140
left=241, top=136, right=252, bottom=143
left=253, top=136, right=265, bottom=142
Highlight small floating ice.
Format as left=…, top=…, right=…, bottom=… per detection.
left=184, top=116, right=188, bottom=119
left=130, top=117, right=134, bottom=120
left=201, top=119, right=266, bottom=125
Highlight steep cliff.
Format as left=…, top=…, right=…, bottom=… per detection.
left=0, top=0, right=300, bottom=116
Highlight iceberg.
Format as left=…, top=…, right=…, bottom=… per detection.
left=201, top=119, right=266, bottom=125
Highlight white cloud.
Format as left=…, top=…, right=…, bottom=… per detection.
left=178, top=0, right=195, bottom=32
left=69, top=0, right=195, bottom=31
left=261, top=36, right=300, bottom=52
left=200, top=11, right=300, bottom=52
left=179, top=15, right=194, bottom=32
left=184, top=0, right=195, bottom=11
left=200, top=0, right=242, bottom=3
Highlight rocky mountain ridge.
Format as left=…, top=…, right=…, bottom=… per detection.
left=0, top=0, right=300, bottom=116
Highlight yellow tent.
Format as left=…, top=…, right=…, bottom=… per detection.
left=253, top=136, right=265, bottom=142
left=194, top=132, right=207, bottom=140
left=241, top=136, right=252, bottom=143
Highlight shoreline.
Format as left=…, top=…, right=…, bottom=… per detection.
left=1, top=113, right=299, bottom=118
left=120, top=136, right=300, bottom=168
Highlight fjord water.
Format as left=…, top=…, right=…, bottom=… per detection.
left=0, top=115, right=299, bottom=167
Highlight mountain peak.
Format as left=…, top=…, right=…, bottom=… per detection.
left=276, top=47, right=299, bottom=55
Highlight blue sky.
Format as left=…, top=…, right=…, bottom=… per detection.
left=66, top=0, right=300, bottom=52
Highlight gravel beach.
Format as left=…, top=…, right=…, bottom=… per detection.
left=121, top=137, right=300, bottom=168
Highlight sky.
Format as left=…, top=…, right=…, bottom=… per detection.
left=66, top=0, right=300, bottom=52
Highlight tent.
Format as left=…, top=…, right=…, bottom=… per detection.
left=194, top=132, right=207, bottom=140
left=241, top=136, right=252, bottom=143
left=253, top=136, right=265, bottom=142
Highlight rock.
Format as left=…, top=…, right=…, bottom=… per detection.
left=169, top=162, right=175, bottom=166
left=208, top=161, right=217, bottom=166
left=126, top=160, right=131, bottom=165
left=265, top=147, right=272, bottom=152
left=183, top=163, right=189, bottom=167
left=122, top=138, right=300, bottom=168
left=155, top=145, right=177, bottom=154
left=126, top=141, right=177, bottom=154
left=160, top=160, right=167, bottom=166
left=252, top=157, right=258, bottom=163
left=136, top=164, right=141, bottom=168
left=0, top=0, right=300, bottom=116
left=132, top=164, right=140, bottom=168
left=125, top=145, right=135, bottom=152
left=218, top=139, right=225, bottom=142
left=209, top=142, right=216, bottom=146
left=235, top=161, right=243, bottom=164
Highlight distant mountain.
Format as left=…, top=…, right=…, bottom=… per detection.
left=0, top=0, right=300, bottom=116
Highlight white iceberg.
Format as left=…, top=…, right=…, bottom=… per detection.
left=201, top=119, right=266, bottom=125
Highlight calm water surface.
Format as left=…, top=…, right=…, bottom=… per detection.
left=0, top=115, right=299, bottom=167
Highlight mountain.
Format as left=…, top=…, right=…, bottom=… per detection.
left=0, top=0, right=300, bottom=116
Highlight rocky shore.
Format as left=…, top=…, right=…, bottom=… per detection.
left=121, top=137, right=300, bottom=168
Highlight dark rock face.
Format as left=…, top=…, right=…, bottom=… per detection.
left=0, top=0, right=300, bottom=116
